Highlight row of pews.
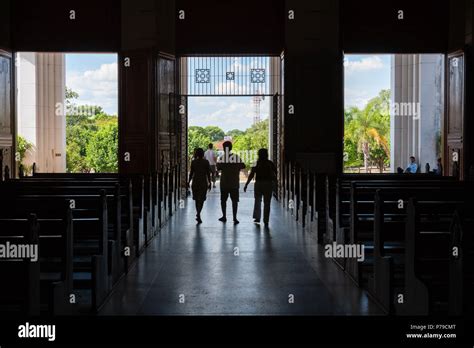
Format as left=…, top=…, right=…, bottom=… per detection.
left=280, top=161, right=324, bottom=238
left=0, top=169, right=180, bottom=316
left=327, top=174, right=474, bottom=315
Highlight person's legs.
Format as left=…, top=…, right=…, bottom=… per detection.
left=263, top=189, right=272, bottom=225
left=232, top=200, right=239, bottom=223
left=253, top=188, right=263, bottom=222
left=219, top=190, right=228, bottom=222
left=197, top=199, right=204, bottom=214
left=210, top=165, right=217, bottom=187
left=230, top=189, right=240, bottom=224
left=195, top=199, right=204, bottom=223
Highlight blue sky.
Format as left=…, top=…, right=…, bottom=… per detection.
left=66, top=53, right=118, bottom=115
left=188, top=96, right=270, bottom=132
left=64, top=54, right=390, bottom=128
left=344, top=54, right=391, bottom=108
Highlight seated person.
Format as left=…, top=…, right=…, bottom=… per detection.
left=434, top=157, right=443, bottom=176
left=404, top=156, right=418, bottom=173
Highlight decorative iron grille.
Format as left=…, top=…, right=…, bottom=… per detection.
left=181, top=56, right=275, bottom=96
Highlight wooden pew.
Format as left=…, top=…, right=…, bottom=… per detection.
left=10, top=176, right=137, bottom=274
left=0, top=214, right=40, bottom=316
left=30, top=172, right=144, bottom=255
left=1, top=170, right=176, bottom=315
left=1, top=181, right=125, bottom=280
left=352, top=182, right=473, bottom=315
left=449, top=210, right=474, bottom=315
left=397, top=198, right=464, bottom=315
left=0, top=190, right=109, bottom=312
left=333, top=174, right=456, bottom=245
left=346, top=181, right=468, bottom=286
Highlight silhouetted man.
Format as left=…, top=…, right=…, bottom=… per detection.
left=216, top=141, right=245, bottom=224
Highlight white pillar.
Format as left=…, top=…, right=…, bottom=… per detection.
left=17, top=52, right=66, bottom=173
left=269, top=56, right=281, bottom=161
left=391, top=54, right=443, bottom=172
left=418, top=54, right=444, bottom=170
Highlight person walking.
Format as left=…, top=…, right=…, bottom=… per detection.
left=188, top=148, right=211, bottom=224
left=216, top=141, right=245, bottom=224
left=244, top=148, right=277, bottom=227
left=204, top=143, right=217, bottom=188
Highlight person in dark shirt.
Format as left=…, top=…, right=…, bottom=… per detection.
left=244, top=148, right=277, bottom=227
left=216, top=141, right=245, bottom=224
left=188, top=148, right=211, bottom=224
left=434, top=157, right=443, bottom=176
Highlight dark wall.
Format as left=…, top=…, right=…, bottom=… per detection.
left=119, top=1, right=176, bottom=175
left=284, top=0, right=343, bottom=174
left=121, top=0, right=175, bottom=53
left=12, top=0, right=120, bottom=52
left=0, top=0, right=11, bottom=50
left=121, top=0, right=159, bottom=51
left=464, top=0, right=474, bottom=178
left=175, top=0, right=284, bottom=55
left=342, top=0, right=450, bottom=53
left=119, top=50, right=155, bottom=175
left=449, top=0, right=467, bottom=52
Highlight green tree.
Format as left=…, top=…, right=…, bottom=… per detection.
left=66, top=124, right=94, bottom=173
left=86, top=123, right=119, bottom=173
left=344, top=90, right=390, bottom=173
left=65, top=87, right=79, bottom=116
left=202, top=126, right=225, bottom=142
left=17, top=135, right=33, bottom=164
left=188, top=126, right=212, bottom=158
left=187, top=120, right=269, bottom=167
left=232, top=119, right=269, bottom=167
left=65, top=86, right=118, bottom=173
left=227, top=129, right=244, bottom=139
left=17, top=135, right=34, bottom=174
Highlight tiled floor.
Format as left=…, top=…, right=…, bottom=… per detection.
left=100, top=184, right=382, bottom=315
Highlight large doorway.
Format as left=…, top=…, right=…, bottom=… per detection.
left=343, top=53, right=447, bottom=175
left=178, top=56, right=283, bottom=195
left=15, top=52, right=118, bottom=175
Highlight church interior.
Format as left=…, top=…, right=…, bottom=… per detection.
left=0, top=0, right=473, bottom=345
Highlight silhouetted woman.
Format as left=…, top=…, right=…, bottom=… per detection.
left=244, top=148, right=277, bottom=227
left=188, top=148, right=211, bottom=224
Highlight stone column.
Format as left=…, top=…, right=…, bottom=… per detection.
left=418, top=54, right=444, bottom=170
left=17, top=52, right=66, bottom=173
left=390, top=54, right=443, bottom=172
left=391, top=54, right=420, bottom=171
left=269, top=56, right=281, bottom=161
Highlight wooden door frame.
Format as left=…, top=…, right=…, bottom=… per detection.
left=445, top=50, right=465, bottom=179
left=0, top=49, right=15, bottom=179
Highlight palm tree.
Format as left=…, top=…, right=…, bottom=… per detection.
left=345, top=90, right=390, bottom=173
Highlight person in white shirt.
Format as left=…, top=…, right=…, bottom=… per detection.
left=204, top=143, right=217, bottom=188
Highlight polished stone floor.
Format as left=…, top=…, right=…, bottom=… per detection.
left=100, top=184, right=382, bottom=315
